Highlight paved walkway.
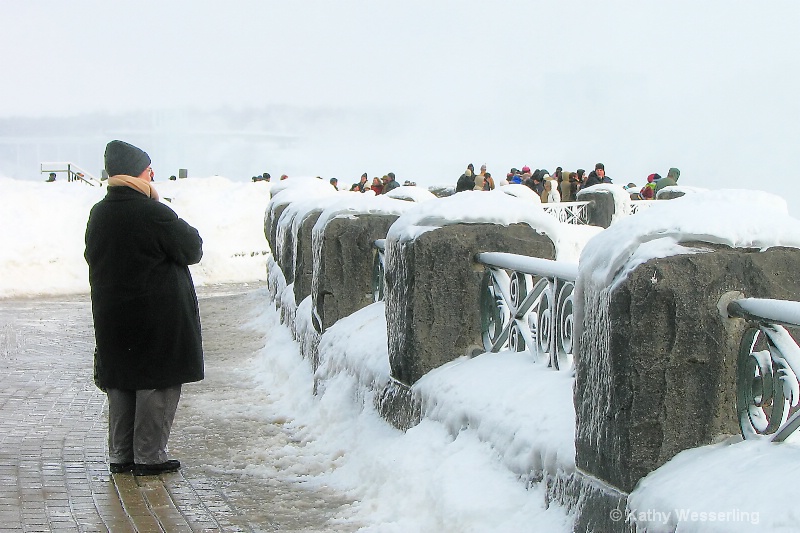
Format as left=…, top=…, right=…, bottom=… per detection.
left=0, top=285, right=356, bottom=532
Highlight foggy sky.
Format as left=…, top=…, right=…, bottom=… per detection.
left=2, top=1, right=799, bottom=213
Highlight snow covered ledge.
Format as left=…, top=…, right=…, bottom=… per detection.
left=382, top=190, right=597, bottom=387
left=569, top=190, right=800, bottom=532
left=310, top=194, right=415, bottom=334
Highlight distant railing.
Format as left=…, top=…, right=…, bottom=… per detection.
left=540, top=198, right=655, bottom=224
left=40, top=162, right=103, bottom=186
left=541, top=201, right=590, bottom=225
left=628, top=200, right=655, bottom=215
left=476, top=252, right=578, bottom=370
left=726, top=297, right=800, bottom=442
left=373, top=239, right=386, bottom=302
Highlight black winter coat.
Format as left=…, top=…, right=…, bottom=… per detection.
left=456, top=173, right=474, bottom=192
left=85, top=186, right=204, bottom=390
left=583, top=171, right=602, bottom=189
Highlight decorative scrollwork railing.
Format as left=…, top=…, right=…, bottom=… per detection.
left=628, top=200, right=655, bottom=215
left=476, top=252, right=578, bottom=371
left=727, top=297, right=800, bottom=442
left=541, top=201, right=591, bottom=225
left=373, top=239, right=386, bottom=302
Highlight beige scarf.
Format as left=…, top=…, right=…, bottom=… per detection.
left=107, top=175, right=160, bottom=201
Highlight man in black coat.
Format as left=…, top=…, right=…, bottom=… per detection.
left=456, top=169, right=474, bottom=192
left=583, top=163, right=611, bottom=189
left=85, top=140, right=204, bottom=476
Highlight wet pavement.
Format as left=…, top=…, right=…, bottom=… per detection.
left=0, top=284, right=358, bottom=532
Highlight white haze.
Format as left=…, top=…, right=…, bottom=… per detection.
left=1, top=1, right=799, bottom=217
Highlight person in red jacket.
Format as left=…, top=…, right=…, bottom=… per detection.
left=371, top=176, right=384, bottom=194
left=641, top=174, right=659, bottom=200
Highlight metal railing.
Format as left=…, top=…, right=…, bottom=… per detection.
left=727, top=297, right=800, bottom=442
left=40, top=162, right=103, bottom=186
left=628, top=200, right=655, bottom=215
left=540, top=198, right=655, bottom=224
left=476, top=252, right=579, bottom=371
left=541, top=201, right=590, bottom=225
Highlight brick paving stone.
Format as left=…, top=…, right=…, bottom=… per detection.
left=0, top=286, right=363, bottom=532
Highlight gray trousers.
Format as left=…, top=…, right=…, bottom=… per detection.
left=106, top=386, right=181, bottom=465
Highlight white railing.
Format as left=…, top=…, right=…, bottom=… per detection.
left=476, top=252, right=578, bottom=371
left=541, top=201, right=591, bottom=225
left=726, top=297, right=800, bottom=442
left=541, top=199, right=655, bottom=224
left=40, top=162, right=103, bottom=186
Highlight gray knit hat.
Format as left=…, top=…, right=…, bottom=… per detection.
left=104, top=140, right=151, bottom=177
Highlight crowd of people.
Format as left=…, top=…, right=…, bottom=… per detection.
left=253, top=170, right=407, bottom=195
left=251, top=163, right=681, bottom=204
left=456, top=162, right=681, bottom=203
left=343, top=172, right=405, bottom=194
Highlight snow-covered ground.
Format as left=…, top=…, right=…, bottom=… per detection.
left=2, top=174, right=799, bottom=531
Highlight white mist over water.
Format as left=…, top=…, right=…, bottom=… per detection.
left=3, top=2, right=800, bottom=217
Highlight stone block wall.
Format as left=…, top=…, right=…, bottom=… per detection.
left=265, top=203, right=288, bottom=255
left=385, top=223, right=556, bottom=386
left=311, top=214, right=399, bottom=332
left=574, top=243, right=800, bottom=494
left=276, top=211, right=297, bottom=284
left=293, top=210, right=324, bottom=305
left=266, top=190, right=800, bottom=531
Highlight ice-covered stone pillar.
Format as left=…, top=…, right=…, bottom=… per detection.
left=382, top=190, right=568, bottom=387
left=265, top=177, right=337, bottom=258
left=264, top=202, right=288, bottom=255
left=576, top=186, right=620, bottom=228
left=311, top=213, right=399, bottom=332
left=275, top=210, right=298, bottom=285
left=570, top=189, right=800, bottom=531
left=293, top=210, right=324, bottom=304
left=307, top=191, right=427, bottom=334
left=385, top=222, right=556, bottom=385
left=576, top=245, right=800, bottom=489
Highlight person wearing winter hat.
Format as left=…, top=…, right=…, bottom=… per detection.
left=103, top=139, right=160, bottom=200
left=541, top=174, right=561, bottom=203
left=456, top=168, right=474, bottom=192
left=596, top=163, right=612, bottom=183
left=641, top=173, right=661, bottom=200
left=85, top=140, right=204, bottom=477
left=624, top=182, right=643, bottom=200
left=353, top=172, right=369, bottom=192
left=655, top=167, right=680, bottom=192
left=383, top=172, right=400, bottom=193
left=584, top=162, right=612, bottom=188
